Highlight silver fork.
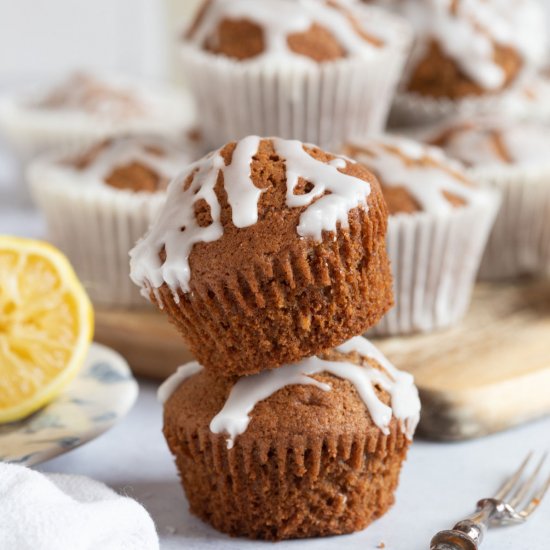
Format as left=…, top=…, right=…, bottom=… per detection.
left=430, top=452, right=550, bottom=550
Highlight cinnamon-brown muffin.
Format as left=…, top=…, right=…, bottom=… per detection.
left=343, top=135, right=499, bottom=335
left=29, top=135, right=195, bottom=307
left=179, top=0, right=412, bottom=149
left=130, top=136, right=393, bottom=377
left=420, top=116, right=550, bottom=278
left=160, top=336, right=420, bottom=540
left=366, top=0, right=545, bottom=100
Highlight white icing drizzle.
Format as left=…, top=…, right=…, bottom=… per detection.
left=345, top=135, right=484, bottom=215
left=374, top=0, right=546, bottom=90
left=130, top=136, right=371, bottom=295
left=157, top=362, right=204, bottom=404
left=58, top=136, right=190, bottom=190
left=187, top=0, right=385, bottom=64
left=424, top=117, right=550, bottom=168
left=158, top=336, right=420, bottom=448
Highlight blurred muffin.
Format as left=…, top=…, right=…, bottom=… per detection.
left=180, top=0, right=412, bottom=149
left=130, top=136, right=393, bottom=376
left=29, top=135, right=195, bottom=307
left=366, top=0, right=546, bottom=125
left=343, top=135, right=499, bottom=335
left=0, top=73, right=194, bottom=161
left=500, top=72, right=550, bottom=122
left=160, top=336, right=421, bottom=540
left=423, top=116, right=550, bottom=278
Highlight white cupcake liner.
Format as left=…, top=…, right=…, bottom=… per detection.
left=369, top=194, right=500, bottom=336
left=470, top=164, right=550, bottom=279
left=389, top=71, right=535, bottom=128
left=179, top=8, right=412, bottom=150
left=28, top=156, right=165, bottom=308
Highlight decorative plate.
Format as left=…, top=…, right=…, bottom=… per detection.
left=0, top=343, right=138, bottom=467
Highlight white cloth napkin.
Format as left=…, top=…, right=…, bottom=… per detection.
left=0, top=464, right=159, bottom=550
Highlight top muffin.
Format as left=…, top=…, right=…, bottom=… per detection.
left=185, top=0, right=387, bottom=63
left=366, top=0, right=546, bottom=99
left=130, top=135, right=393, bottom=377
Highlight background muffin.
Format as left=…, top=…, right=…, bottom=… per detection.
left=344, top=135, right=499, bottom=335
left=0, top=72, right=194, bottom=162
left=366, top=0, right=547, bottom=125
left=130, top=136, right=393, bottom=377
left=29, top=135, right=195, bottom=307
left=179, top=0, right=412, bottom=149
left=423, top=116, right=550, bottom=278
left=161, top=336, right=421, bottom=540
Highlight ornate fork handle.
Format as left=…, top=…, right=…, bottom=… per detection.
left=430, top=498, right=520, bottom=550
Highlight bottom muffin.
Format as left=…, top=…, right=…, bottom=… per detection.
left=160, top=337, right=420, bottom=540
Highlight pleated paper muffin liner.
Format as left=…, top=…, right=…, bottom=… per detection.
left=471, top=165, right=550, bottom=279
left=389, top=79, right=532, bottom=128
left=151, top=204, right=393, bottom=377
left=180, top=7, right=412, bottom=150
left=369, top=195, right=500, bottom=336
left=165, top=424, right=410, bottom=540
left=28, top=159, right=165, bottom=308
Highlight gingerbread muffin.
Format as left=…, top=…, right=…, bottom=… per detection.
left=343, top=135, right=499, bottom=335
left=366, top=0, right=546, bottom=125
left=179, top=0, right=412, bottom=149
left=422, top=116, right=550, bottom=278
left=130, top=136, right=393, bottom=376
left=29, top=135, right=195, bottom=307
left=160, top=336, right=421, bottom=540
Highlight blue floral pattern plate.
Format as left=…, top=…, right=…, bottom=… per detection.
left=0, top=343, right=138, bottom=467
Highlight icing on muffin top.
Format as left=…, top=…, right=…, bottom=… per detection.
left=58, top=136, right=190, bottom=193
left=31, top=73, right=148, bottom=119
left=371, top=0, right=545, bottom=90
left=186, top=0, right=385, bottom=63
left=158, top=336, right=421, bottom=448
left=343, top=135, right=482, bottom=215
left=426, top=117, right=550, bottom=168
left=130, top=136, right=373, bottom=296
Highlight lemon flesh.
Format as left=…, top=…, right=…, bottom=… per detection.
left=0, top=236, right=93, bottom=423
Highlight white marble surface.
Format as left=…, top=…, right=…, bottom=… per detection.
left=2, top=171, right=550, bottom=550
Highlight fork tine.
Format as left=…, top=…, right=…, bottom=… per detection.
left=509, top=453, right=548, bottom=507
left=493, top=452, right=533, bottom=500
left=520, top=472, right=550, bottom=518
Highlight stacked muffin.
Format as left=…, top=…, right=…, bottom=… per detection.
left=130, top=136, right=421, bottom=539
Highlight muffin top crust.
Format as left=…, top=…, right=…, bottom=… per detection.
left=343, top=135, right=483, bottom=215
left=30, top=73, right=149, bottom=120
left=425, top=117, right=550, bottom=168
left=160, top=336, right=421, bottom=448
left=53, top=136, right=192, bottom=193
left=130, top=135, right=385, bottom=296
left=367, top=0, right=546, bottom=98
left=184, top=0, right=387, bottom=63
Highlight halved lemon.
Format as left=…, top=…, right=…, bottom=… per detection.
left=0, top=236, right=94, bottom=423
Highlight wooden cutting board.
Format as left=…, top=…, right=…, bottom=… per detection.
left=94, top=279, right=550, bottom=441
